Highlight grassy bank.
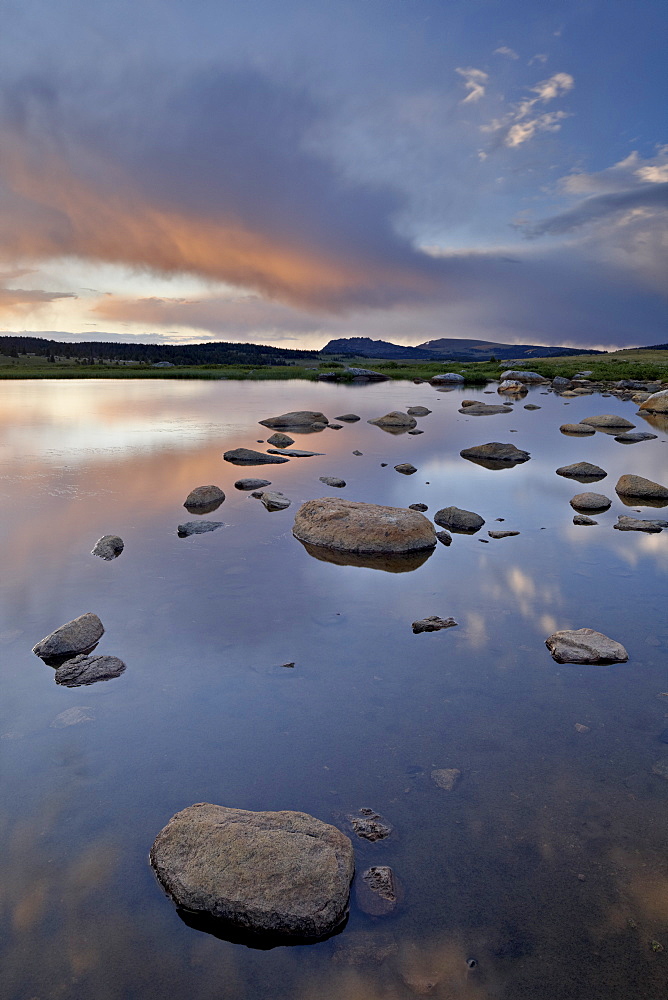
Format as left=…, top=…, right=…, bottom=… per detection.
left=1, top=348, right=666, bottom=382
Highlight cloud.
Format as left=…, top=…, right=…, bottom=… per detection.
left=561, top=147, right=668, bottom=193
left=494, top=46, right=519, bottom=60
left=482, top=71, right=574, bottom=148
left=456, top=67, right=488, bottom=104
left=0, top=274, right=75, bottom=318
left=527, top=183, right=668, bottom=236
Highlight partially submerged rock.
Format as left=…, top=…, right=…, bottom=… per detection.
left=569, top=493, right=611, bottom=512
left=430, top=372, right=464, bottom=384
left=356, top=866, right=402, bottom=917
left=579, top=415, right=636, bottom=429
left=259, top=411, right=329, bottom=429
left=431, top=768, right=461, bottom=791
left=556, top=462, right=606, bottom=481
left=319, top=476, right=346, bottom=488
left=614, top=515, right=666, bottom=533
left=435, top=530, right=452, bottom=546
left=573, top=514, right=598, bottom=525
left=458, top=402, right=512, bottom=415
left=150, top=803, right=354, bottom=942
left=266, top=448, right=324, bottom=457
left=460, top=442, right=530, bottom=464
left=91, top=535, right=124, bottom=560
left=545, top=628, right=628, bottom=664
left=367, top=411, right=417, bottom=430
left=614, top=431, right=658, bottom=443
left=234, top=478, right=271, bottom=490
left=334, top=413, right=360, bottom=422
left=183, top=486, right=225, bottom=512
left=298, top=541, right=433, bottom=573
left=177, top=521, right=225, bottom=537
left=498, top=380, right=527, bottom=394
left=409, top=503, right=428, bottom=511
left=33, top=612, right=104, bottom=660
left=224, top=448, right=289, bottom=465
left=412, top=616, right=457, bottom=633
left=500, top=370, right=546, bottom=382
left=615, top=474, right=668, bottom=504
left=406, top=406, right=431, bottom=416
left=560, top=423, right=596, bottom=435
left=488, top=530, right=520, bottom=538
left=55, top=654, right=126, bottom=687
left=639, top=389, right=668, bottom=413
left=433, top=506, right=485, bottom=533
left=394, top=463, right=417, bottom=475
left=260, top=491, right=291, bottom=511
left=292, top=498, right=436, bottom=555
left=348, top=808, right=392, bottom=842
left=266, top=432, right=294, bottom=448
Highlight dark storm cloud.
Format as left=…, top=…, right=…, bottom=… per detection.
left=527, top=182, right=668, bottom=236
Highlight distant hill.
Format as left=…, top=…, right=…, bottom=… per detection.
left=322, top=336, right=604, bottom=361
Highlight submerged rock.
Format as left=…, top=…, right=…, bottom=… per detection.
left=458, top=402, right=513, bottom=415
left=431, top=768, right=461, bottom=791
left=356, top=867, right=402, bottom=917
left=33, top=612, right=104, bottom=660
left=545, top=628, right=628, bottom=664
left=150, top=803, right=354, bottom=941
left=183, top=486, right=226, bottom=512
left=319, top=476, right=346, bottom=488
left=556, top=462, right=606, bottom=480
left=224, top=448, right=289, bottom=465
left=433, top=506, right=485, bottom=533
left=259, top=411, right=329, bottom=428
left=177, top=521, right=225, bottom=537
left=406, top=406, right=431, bottom=416
left=435, top=530, right=452, bottom=546
left=91, top=535, right=124, bottom=560
left=348, top=808, right=392, bottom=842
left=460, top=442, right=530, bottom=463
left=615, top=474, right=668, bottom=503
left=266, top=432, right=294, bottom=448
left=367, top=411, right=417, bottom=430
left=234, top=478, right=271, bottom=490
left=55, top=654, right=126, bottom=687
left=394, top=463, right=417, bottom=475
left=266, top=448, right=324, bottom=457
left=292, top=498, right=436, bottom=555
left=560, top=423, right=596, bottom=435
left=412, top=616, right=457, bottom=633
left=614, top=515, right=666, bottom=533
left=260, top=491, right=291, bottom=511
left=569, top=493, right=611, bottom=512
left=579, top=415, right=636, bottom=429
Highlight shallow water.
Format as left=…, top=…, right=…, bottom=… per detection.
left=1, top=377, right=667, bottom=1000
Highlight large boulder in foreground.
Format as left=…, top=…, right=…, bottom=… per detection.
left=615, top=474, right=668, bottom=504
left=259, top=411, right=329, bottom=429
left=293, top=498, right=436, bottom=554
left=150, top=803, right=354, bottom=941
left=545, top=628, right=628, bottom=664
left=433, top=506, right=485, bottom=533
left=639, top=389, right=668, bottom=413
left=33, top=612, right=104, bottom=660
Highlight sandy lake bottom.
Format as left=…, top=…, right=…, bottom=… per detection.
left=1, top=377, right=667, bottom=999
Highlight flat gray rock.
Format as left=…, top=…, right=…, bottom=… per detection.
left=91, top=534, right=124, bottom=560
left=524, top=404, right=541, bottom=410
left=545, top=628, right=628, bottom=664
left=560, top=423, right=596, bottom=435
left=434, top=506, right=485, bottom=533
left=33, top=612, right=104, bottom=660
left=408, top=428, right=424, bottom=435
left=412, top=616, right=457, bottom=633
left=614, top=432, right=658, bottom=443
left=430, top=373, right=464, bottom=384
left=573, top=514, right=598, bottom=525
left=150, top=803, right=354, bottom=941
left=177, top=521, right=225, bottom=537
left=260, top=491, right=291, bottom=511
left=500, top=370, right=546, bottom=382
left=556, top=462, right=606, bottom=480
left=409, top=503, right=428, bottom=511
left=224, top=448, right=289, bottom=465
left=183, top=485, right=225, bottom=512
left=266, top=448, right=324, bottom=457
left=579, top=415, right=636, bottom=429
left=458, top=402, right=512, bottom=415
left=406, top=406, right=431, bottom=416
left=460, top=442, right=530, bottom=463
left=435, top=530, right=452, bottom=545
left=488, top=530, right=520, bottom=538
left=319, top=476, right=346, bottom=488
left=394, top=463, right=417, bottom=475
left=367, top=411, right=417, bottom=429
left=259, top=411, right=329, bottom=428
left=234, top=478, right=271, bottom=490
left=614, top=516, right=666, bottom=533
left=334, top=414, right=360, bottom=422
left=55, top=654, right=126, bottom=687
left=569, top=492, right=611, bottom=512
left=266, top=432, right=294, bottom=448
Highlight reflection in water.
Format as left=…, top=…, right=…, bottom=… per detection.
left=1, top=379, right=667, bottom=1000
left=178, top=907, right=348, bottom=950
left=298, top=539, right=433, bottom=573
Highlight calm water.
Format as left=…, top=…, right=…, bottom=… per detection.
left=1, top=378, right=667, bottom=1000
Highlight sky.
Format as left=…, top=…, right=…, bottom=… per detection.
left=0, top=0, right=666, bottom=351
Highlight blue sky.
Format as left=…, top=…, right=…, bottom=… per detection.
left=0, top=0, right=666, bottom=349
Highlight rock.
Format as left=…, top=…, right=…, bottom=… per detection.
left=91, top=534, right=124, bottom=560
left=556, top=462, right=606, bottom=480
left=150, top=803, right=354, bottom=941
left=615, top=474, right=668, bottom=503
left=356, top=867, right=402, bottom=916
left=260, top=491, right=291, bottom=511
left=328, top=423, right=343, bottom=430
left=183, top=486, right=225, bottom=512
left=560, top=423, right=596, bottom=435
left=352, top=450, right=363, bottom=456
left=298, top=542, right=432, bottom=573
left=524, top=404, right=541, bottom=410
left=33, top=612, right=104, bottom=660
left=266, top=448, right=324, bottom=457
left=615, top=379, right=651, bottom=391
left=639, top=389, right=668, bottom=413
left=311, top=422, right=327, bottom=430
left=50, top=706, right=94, bottom=728
left=457, top=402, right=513, bottom=415
left=498, top=380, right=527, bottom=394
left=579, top=415, right=636, bottom=429
left=259, top=411, right=329, bottom=428
left=573, top=515, right=598, bottom=525
left=177, top=521, right=225, bottom=536
left=460, top=400, right=477, bottom=407
left=545, top=628, right=628, bottom=664
left=250, top=491, right=264, bottom=498
left=55, top=654, right=126, bottom=687
left=224, top=448, right=289, bottom=465
left=435, top=530, right=452, bottom=545
left=345, top=367, right=390, bottom=380
left=434, top=506, right=485, bottom=533
left=319, top=476, right=346, bottom=488
left=569, top=493, right=611, bottom=512
left=460, top=442, right=530, bottom=463
left=348, top=808, right=392, bottom=842
left=552, top=376, right=573, bottom=388
left=574, top=723, right=590, bottom=733
left=431, top=768, right=461, bottom=791
left=406, top=406, right=431, bottom=416
left=407, top=429, right=424, bottom=435
left=367, top=411, right=417, bottom=429
left=292, top=498, right=436, bottom=555
left=430, top=373, right=464, bottom=384
left=394, top=463, right=417, bottom=475
left=500, top=370, right=546, bottom=382
left=334, top=414, right=360, bottom=422
left=614, top=432, right=658, bottom=443
left=613, top=516, right=666, bottom=533
left=409, top=503, right=428, bottom=511
left=488, top=530, right=520, bottom=538
left=412, top=616, right=457, bottom=633
left=266, top=432, right=294, bottom=448
left=574, top=371, right=593, bottom=377
left=234, top=478, right=271, bottom=490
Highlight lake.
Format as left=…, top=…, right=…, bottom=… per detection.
left=1, top=377, right=667, bottom=999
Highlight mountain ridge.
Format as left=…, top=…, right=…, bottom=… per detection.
left=321, top=336, right=604, bottom=361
